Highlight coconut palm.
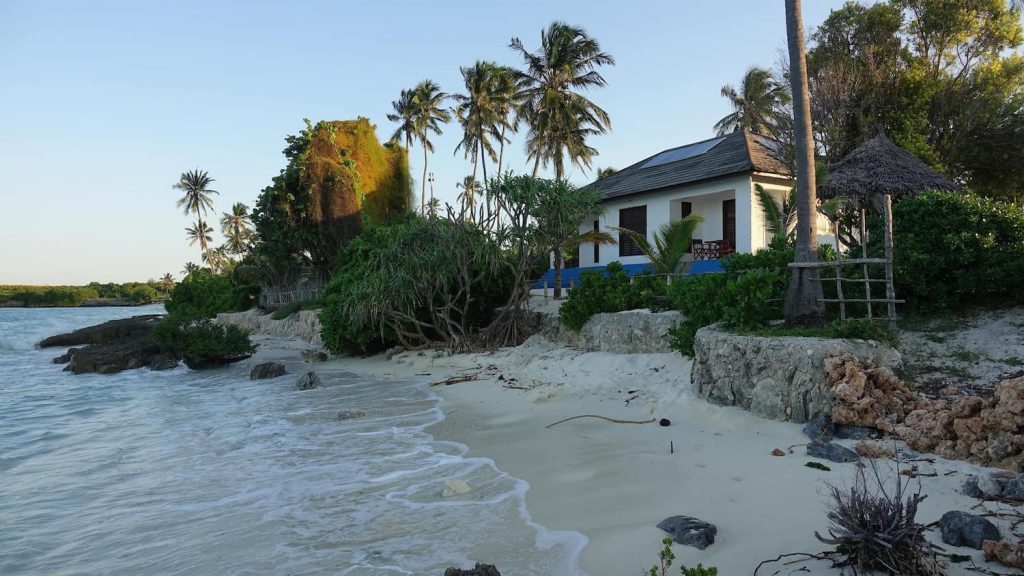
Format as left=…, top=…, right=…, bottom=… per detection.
left=783, top=0, right=825, bottom=325
left=511, top=21, right=614, bottom=179
left=182, top=262, right=200, bottom=276
left=596, top=167, right=616, bottom=179
left=185, top=220, right=215, bottom=271
left=220, top=202, right=253, bottom=255
left=389, top=80, right=450, bottom=215
left=158, top=273, right=175, bottom=294
left=613, top=216, right=705, bottom=275
left=456, top=176, right=482, bottom=221
left=174, top=169, right=219, bottom=269
left=492, top=65, right=521, bottom=178
left=453, top=62, right=503, bottom=208
left=756, top=184, right=797, bottom=241
left=714, top=67, right=791, bottom=137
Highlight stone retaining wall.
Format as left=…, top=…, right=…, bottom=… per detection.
left=216, top=309, right=323, bottom=346
left=540, top=309, right=682, bottom=354
left=691, top=324, right=901, bottom=423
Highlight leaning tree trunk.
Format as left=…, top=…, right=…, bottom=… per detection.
left=532, top=154, right=542, bottom=178
left=782, top=0, right=824, bottom=326
left=421, top=139, right=428, bottom=216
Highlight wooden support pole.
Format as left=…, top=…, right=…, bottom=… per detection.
left=836, top=264, right=846, bottom=322
left=861, top=208, right=872, bottom=320
left=882, top=194, right=897, bottom=330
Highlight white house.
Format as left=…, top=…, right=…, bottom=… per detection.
left=577, top=129, right=831, bottom=268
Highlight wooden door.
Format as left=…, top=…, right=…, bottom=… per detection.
left=722, top=199, right=736, bottom=250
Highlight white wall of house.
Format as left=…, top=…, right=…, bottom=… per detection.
left=752, top=175, right=837, bottom=250
left=581, top=173, right=764, bottom=266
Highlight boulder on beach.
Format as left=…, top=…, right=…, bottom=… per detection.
left=443, top=563, right=501, bottom=576
left=807, top=441, right=860, bottom=463
left=42, top=315, right=177, bottom=375
left=656, top=515, right=717, bottom=550
left=250, top=362, right=286, bottom=380
left=939, top=511, right=1000, bottom=550
left=296, top=371, right=320, bottom=390
left=39, top=315, right=163, bottom=348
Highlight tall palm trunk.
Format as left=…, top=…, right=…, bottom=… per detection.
left=532, top=155, right=541, bottom=177
left=782, top=0, right=824, bottom=326
left=469, top=152, right=479, bottom=222
left=496, top=125, right=507, bottom=177
left=478, top=126, right=490, bottom=224
left=197, top=218, right=215, bottom=272
left=421, top=136, right=428, bottom=215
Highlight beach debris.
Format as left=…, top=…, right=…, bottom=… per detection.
left=441, top=479, right=471, bottom=498
left=807, top=441, right=860, bottom=463
left=296, top=371, right=320, bottom=390
left=300, top=348, right=329, bottom=363
left=250, top=362, right=286, bottom=380
left=983, top=539, right=1024, bottom=569
left=337, top=409, right=366, bottom=420
left=659, top=418, right=671, bottom=427
left=771, top=448, right=785, bottom=457
left=805, top=462, right=831, bottom=471
left=430, top=373, right=480, bottom=386
left=656, top=515, right=717, bottom=549
left=544, top=414, right=656, bottom=429
left=670, top=441, right=674, bottom=454
left=803, top=415, right=835, bottom=442
left=443, top=563, right=501, bottom=576
left=938, top=511, right=1000, bottom=550
left=854, top=441, right=895, bottom=459
left=384, top=346, right=404, bottom=360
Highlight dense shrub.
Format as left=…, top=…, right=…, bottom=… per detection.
left=558, top=262, right=669, bottom=331
left=163, top=270, right=257, bottom=319
left=320, top=218, right=513, bottom=355
left=152, top=314, right=256, bottom=369
left=890, top=190, right=1024, bottom=310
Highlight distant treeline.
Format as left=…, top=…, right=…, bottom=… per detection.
left=0, top=281, right=173, bottom=307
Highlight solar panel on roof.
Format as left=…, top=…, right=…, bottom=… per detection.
left=640, top=137, right=726, bottom=169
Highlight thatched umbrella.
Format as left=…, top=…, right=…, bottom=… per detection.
left=819, top=133, right=959, bottom=203
left=816, top=134, right=958, bottom=327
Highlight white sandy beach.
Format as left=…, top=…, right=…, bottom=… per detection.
left=291, top=333, right=1023, bottom=576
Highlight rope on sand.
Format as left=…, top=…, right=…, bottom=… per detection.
left=545, top=414, right=656, bottom=429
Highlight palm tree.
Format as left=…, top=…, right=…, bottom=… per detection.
left=511, top=21, right=614, bottom=180
left=756, top=184, right=797, bottom=241
left=492, top=65, right=521, bottom=178
left=714, top=67, right=792, bottom=136
left=185, top=220, right=215, bottom=271
left=173, top=169, right=219, bottom=269
left=389, top=80, right=450, bottom=214
left=456, top=175, right=482, bottom=221
left=158, top=273, right=175, bottom=294
left=220, top=202, right=253, bottom=255
left=783, top=0, right=824, bottom=325
left=182, top=262, right=200, bottom=276
left=613, top=216, right=705, bottom=275
left=452, top=61, right=503, bottom=213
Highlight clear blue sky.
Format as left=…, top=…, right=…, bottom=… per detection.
left=0, top=0, right=851, bottom=284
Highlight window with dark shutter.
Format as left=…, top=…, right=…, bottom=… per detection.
left=618, top=205, right=647, bottom=257
left=593, top=220, right=600, bottom=263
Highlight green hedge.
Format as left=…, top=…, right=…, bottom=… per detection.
left=558, top=262, right=669, bottom=331
left=891, top=190, right=1024, bottom=310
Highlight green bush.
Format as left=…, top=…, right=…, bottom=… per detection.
left=152, top=314, right=256, bottom=369
left=164, top=270, right=257, bottom=319
left=890, top=190, right=1024, bottom=310
left=558, top=262, right=669, bottom=331
left=271, top=300, right=304, bottom=320
left=320, top=218, right=513, bottom=355
left=647, top=538, right=718, bottom=576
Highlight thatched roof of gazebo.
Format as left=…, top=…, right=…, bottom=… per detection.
left=819, top=133, right=960, bottom=201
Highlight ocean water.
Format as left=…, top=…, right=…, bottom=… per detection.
left=0, top=306, right=585, bottom=575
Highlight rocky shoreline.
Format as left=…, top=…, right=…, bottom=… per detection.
left=39, top=315, right=179, bottom=374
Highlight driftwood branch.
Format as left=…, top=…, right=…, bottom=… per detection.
left=545, top=414, right=655, bottom=429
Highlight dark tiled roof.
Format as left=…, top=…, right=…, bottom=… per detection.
left=588, top=130, right=792, bottom=201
